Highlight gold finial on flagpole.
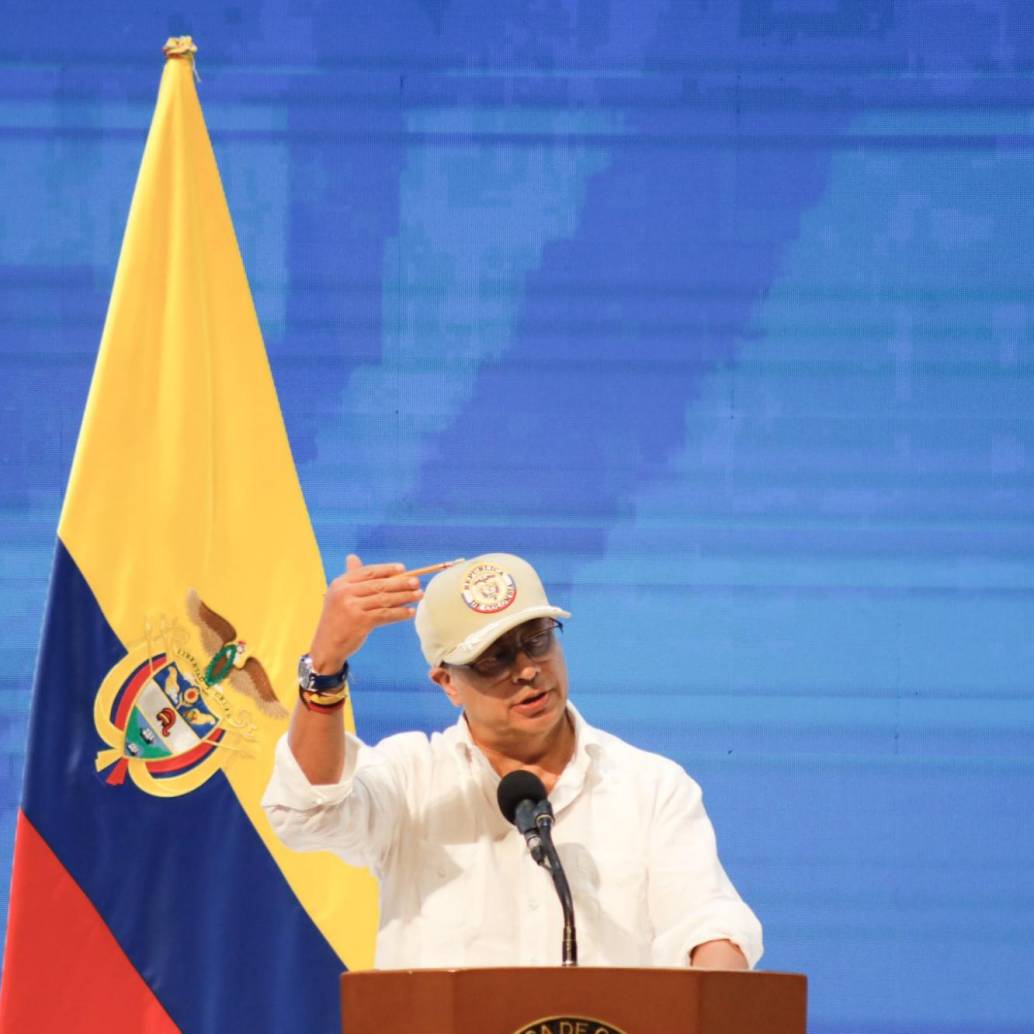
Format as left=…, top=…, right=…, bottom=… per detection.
left=162, top=36, right=200, bottom=81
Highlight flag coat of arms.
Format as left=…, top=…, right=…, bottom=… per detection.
left=0, top=38, right=378, bottom=1032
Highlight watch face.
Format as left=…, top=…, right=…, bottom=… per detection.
left=297, top=654, right=313, bottom=689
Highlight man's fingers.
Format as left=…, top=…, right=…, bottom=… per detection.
left=358, top=588, right=423, bottom=610
left=343, top=561, right=407, bottom=582
left=351, top=574, right=420, bottom=597
left=370, top=607, right=418, bottom=626
left=345, top=553, right=363, bottom=573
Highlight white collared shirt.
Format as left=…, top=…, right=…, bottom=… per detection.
left=262, top=705, right=763, bottom=970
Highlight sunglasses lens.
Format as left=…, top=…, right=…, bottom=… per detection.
left=467, top=621, right=562, bottom=678
left=524, top=629, right=553, bottom=657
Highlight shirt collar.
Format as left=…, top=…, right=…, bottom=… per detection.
left=449, top=701, right=601, bottom=794
left=550, top=702, right=599, bottom=812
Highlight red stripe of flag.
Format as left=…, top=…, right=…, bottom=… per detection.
left=0, top=811, right=180, bottom=1033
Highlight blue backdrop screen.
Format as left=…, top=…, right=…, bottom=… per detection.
left=1, top=3, right=1032, bottom=1032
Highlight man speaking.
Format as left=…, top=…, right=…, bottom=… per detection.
left=262, top=553, right=762, bottom=970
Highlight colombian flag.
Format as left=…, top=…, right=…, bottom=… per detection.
left=0, top=39, right=377, bottom=1031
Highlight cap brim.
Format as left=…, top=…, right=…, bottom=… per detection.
left=438, top=605, right=571, bottom=666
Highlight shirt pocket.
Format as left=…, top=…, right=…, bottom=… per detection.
left=564, top=844, right=651, bottom=941
left=415, top=839, right=485, bottom=928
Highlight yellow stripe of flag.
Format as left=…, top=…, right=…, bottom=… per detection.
left=58, top=40, right=378, bottom=968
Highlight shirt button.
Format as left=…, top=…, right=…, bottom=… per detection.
left=529, top=899, right=539, bottom=911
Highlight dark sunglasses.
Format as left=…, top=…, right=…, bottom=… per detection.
left=450, top=620, right=563, bottom=680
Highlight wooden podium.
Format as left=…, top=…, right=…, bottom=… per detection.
left=341, top=967, right=807, bottom=1033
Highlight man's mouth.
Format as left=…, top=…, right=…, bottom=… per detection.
left=513, top=689, right=549, bottom=714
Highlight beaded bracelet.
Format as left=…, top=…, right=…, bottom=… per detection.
left=299, top=685, right=348, bottom=714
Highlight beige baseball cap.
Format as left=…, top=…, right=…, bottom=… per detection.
left=415, top=553, right=571, bottom=666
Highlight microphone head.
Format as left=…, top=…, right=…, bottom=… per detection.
left=497, top=769, right=547, bottom=825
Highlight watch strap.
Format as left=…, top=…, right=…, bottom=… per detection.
left=299, top=654, right=350, bottom=692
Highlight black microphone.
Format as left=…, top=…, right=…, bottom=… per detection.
left=497, top=770, right=547, bottom=864
left=497, top=770, right=578, bottom=967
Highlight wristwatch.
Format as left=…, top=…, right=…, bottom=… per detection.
left=297, top=654, right=350, bottom=693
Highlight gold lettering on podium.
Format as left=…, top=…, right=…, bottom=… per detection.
left=512, top=1017, right=626, bottom=1034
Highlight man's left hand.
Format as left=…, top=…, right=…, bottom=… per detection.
left=690, top=939, right=748, bottom=970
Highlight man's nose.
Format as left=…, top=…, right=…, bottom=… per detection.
left=510, top=650, right=540, bottom=682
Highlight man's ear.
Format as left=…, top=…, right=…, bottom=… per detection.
left=429, top=665, right=462, bottom=708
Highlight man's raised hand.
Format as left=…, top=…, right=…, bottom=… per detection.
left=308, top=554, right=423, bottom=673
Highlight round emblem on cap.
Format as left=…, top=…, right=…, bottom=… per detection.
left=461, top=563, right=517, bottom=614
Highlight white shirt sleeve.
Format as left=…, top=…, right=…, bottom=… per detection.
left=260, top=731, right=408, bottom=873
left=646, top=764, right=764, bottom=969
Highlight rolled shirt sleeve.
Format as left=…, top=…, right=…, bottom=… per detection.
left=646, top=763, right=764, bottom=969
left=261, top=732, right=406, bottom=873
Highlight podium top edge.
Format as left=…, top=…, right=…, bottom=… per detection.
left=341, top=967, right=807, bottom=979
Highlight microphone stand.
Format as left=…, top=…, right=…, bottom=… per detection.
left=534, top=806, right=577, bottom=967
